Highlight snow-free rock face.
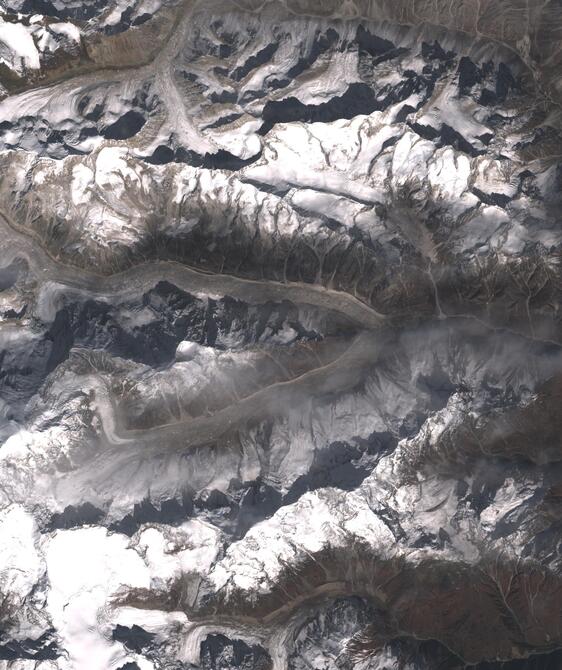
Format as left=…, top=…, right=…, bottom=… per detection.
left=0, top=1, right=560, bottom=669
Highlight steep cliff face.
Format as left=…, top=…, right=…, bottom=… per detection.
left=0, top=1, right=560, bottom=669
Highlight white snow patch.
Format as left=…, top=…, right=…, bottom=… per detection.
left=0, top=18, right=40, bottom=72
left=134, top=520, right=222, bottom=586
left=71, top=163, right=94, bottom=206
left=49, top=22, right=81, bottom=43
left=0, top=505, right=43, bottom=606
left=45, top=527, right=152, bottom=670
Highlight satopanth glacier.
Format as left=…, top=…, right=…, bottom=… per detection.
left=0, top=0, right=560, bottom=668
